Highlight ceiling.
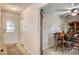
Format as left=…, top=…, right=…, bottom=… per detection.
left=42, top=3, right=79, bottom=15
left=1, top=3, right=79, bottom=14
left=0, top=3, right=32, bottom=14
left=9, top=3, right=32, bottom=10
left=42, top=3, right=79, bottom=19
left=74, top=3, right=79, bottom=6
left=42, top=3, right=73, bottom=14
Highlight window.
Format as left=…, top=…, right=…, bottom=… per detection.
left=6, top=20, right=15, bottom=32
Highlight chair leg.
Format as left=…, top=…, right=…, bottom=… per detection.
left=78, top=45, right=79, bottom=53
left=62, top=42, right=64, bottom=53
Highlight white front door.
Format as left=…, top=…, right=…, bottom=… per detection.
left=2, top=11, right=20, bottom=44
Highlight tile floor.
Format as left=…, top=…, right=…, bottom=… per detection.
left=43, top=46, right=79, bottom=55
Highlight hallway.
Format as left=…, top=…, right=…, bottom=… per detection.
left=0, top=3, right=32, bottom=55
left=0, top=3, right=46, bottom=55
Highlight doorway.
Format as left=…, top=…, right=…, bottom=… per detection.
left=40, top=3, right=79, bottom=55
left=0, top=9, right=20, bottom=54
left=1, top=11, right=20, bottom=44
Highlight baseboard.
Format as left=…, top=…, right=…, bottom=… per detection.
left=23, top=44, right=39, bottom=55
left=4, top=42, right=18, bottom=45
left=23, top=46, right=32, bottom=55
left=16, top=43, right=32, bottom=55
left=43, top=44, right=54, bottom=50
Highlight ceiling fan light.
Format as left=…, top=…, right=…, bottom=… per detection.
left=71, top=12, right=77, bottom=16
left=71, top=10, right=78, bottom=16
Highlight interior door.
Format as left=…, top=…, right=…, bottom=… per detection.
left=2, top=11, right=20, bottom=44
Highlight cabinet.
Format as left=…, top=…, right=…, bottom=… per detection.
left=69, top=21, right=79, bottom=33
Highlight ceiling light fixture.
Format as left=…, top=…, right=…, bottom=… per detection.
left=71, top=9, right=78, bottom=16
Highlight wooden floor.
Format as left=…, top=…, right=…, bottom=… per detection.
left=0, top=43, right=31, bottom=55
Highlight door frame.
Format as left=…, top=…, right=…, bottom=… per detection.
left=40, top=9, right=43, bottom=55
left=40, top=3, right=49, bottom=55
left=1, top=10, right=20, bottom=44
left=39, top=4, right=48, bottom=55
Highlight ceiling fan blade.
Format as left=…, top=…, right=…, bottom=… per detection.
left=56, top=9, right=69, bottom=11
left=60, top=12, right=71, bottom=19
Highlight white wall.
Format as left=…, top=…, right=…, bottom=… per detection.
left=20, top=3, right=47, bottom=54
left=43, top=13, right=63, bottom=49
left=64, top=16, right=79, bottom=23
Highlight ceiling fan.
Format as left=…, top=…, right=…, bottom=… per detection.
left=56, top=4, right=79, bottom=18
